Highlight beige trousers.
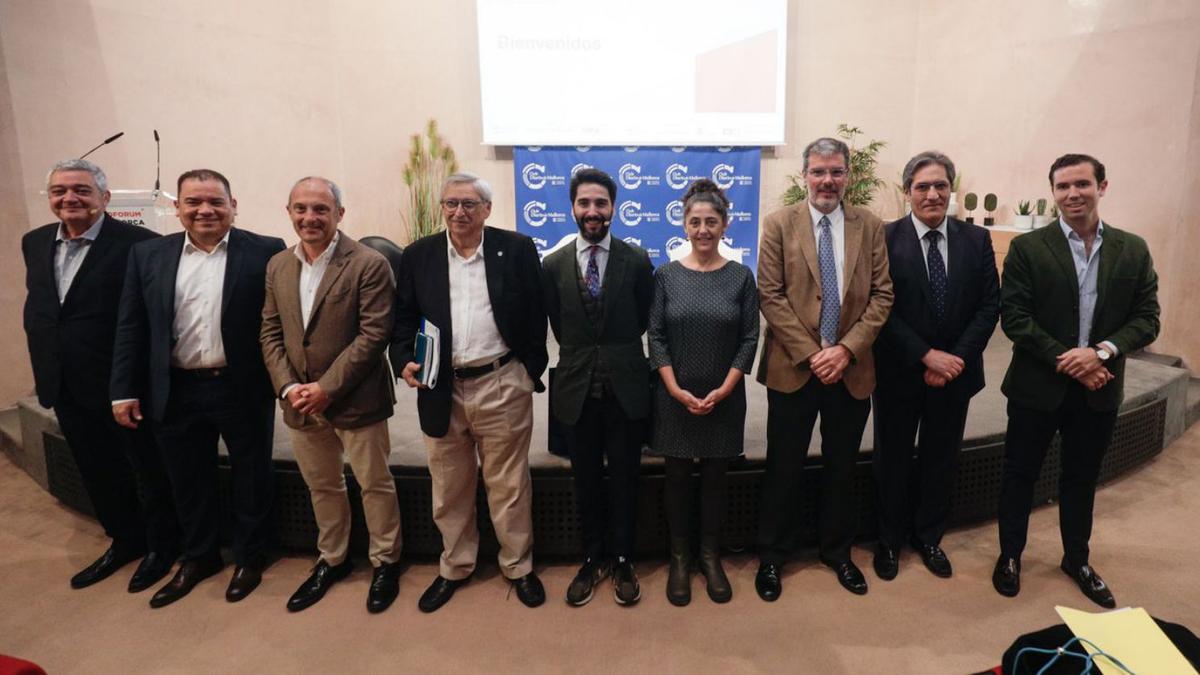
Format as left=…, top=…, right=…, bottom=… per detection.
left=424, top=358, right=535, bottom=580
left=290, top=418, right=402, bottom=567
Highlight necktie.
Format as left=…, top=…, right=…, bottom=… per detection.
left=817, top=216, right=840, bottom=346
left=585, top=245, right=601, bottom=298
left=925, top=229, right=947, bottom=321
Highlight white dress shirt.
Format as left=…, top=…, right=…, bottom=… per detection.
left=171, top=232, right=230, bottom=369
left=911, top=214, right=950, bottom=276
left=574, top=231, right=611, bottom=285
left=53, top=214, right=105, bottom=303
left=808, top=202, right=846, bottom=299
left=297, top=231, right=340, bottom=329
left=447, top=230, right=508, bottom=367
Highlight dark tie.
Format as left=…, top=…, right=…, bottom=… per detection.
left=817, top=216, right=840, bottom=346
left=925, top=229, right=947, bottom=321
left=585, top=245, right=601, bottom=298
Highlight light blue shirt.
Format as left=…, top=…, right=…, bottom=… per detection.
left=1058, top=218, right=1117, bottom=354
left=54, top=214, right=105, bottom=303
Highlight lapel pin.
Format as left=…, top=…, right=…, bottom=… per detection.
left=497, top=251, right=504, bottom=257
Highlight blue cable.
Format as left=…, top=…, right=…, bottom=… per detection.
left=1010, top=635, right=1136, bottom=675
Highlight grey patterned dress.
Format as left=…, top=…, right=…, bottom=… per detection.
left=648, top=260, right=759, bottom=458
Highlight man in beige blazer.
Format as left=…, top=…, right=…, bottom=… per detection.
left=260, top=176, right=402, bottom=614
left=754, top=137, right=893, bottom=599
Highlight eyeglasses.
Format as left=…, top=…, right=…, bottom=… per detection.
left=805, top=168, right=848, bottom=179
left=910, top=182, right=951, bottom=193
left=441, top=199, right=485, bottom=212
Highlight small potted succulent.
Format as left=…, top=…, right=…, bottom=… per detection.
left=1014, top=200, right=1034, bottom=229
left=963, top=192, right=978, bottom=224
left=1033, top=198, right=1052, bottom=228
left=1048, top=204, right=1059, bottom=225
left=947, top=172, right=962, bottom=217
left=983, top=193, right=998, bottom=226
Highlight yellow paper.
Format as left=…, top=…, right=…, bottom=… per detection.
left=1055, top=605, right=1197, bottom=675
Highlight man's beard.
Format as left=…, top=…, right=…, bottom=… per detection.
left=577, top=216, right=610, bottom=243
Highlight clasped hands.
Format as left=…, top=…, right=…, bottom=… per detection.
left=286, top=382, right=332, bottom=416
left=1055, top=347, right=1113, bottom=391
left=809, top=344, right=851, bottom=385
left=671, top=384, right=733, bottom=416
left=922, top=349, right=964, bottom=388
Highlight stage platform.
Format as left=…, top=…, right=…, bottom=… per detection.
left=8, top=330, right=1193, bottom=561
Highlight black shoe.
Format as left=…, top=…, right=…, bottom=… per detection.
left=367, top=562, right=402, bottom=614
left=913, top=541, right=953, bottom=579
left=992, top=556, right=1021, bottom=598
left=286, top=559, right=353, bottom=612
left=511, top=572, right=545, bottom=608
left=826, top=560, right=868, bottom=595
left=611, top=558, right=641, bottom=606
left=755, top=563, right=782, bottom=602
left=698, top=541, right=731, bottom=604
left=1061, top=560, right=1115, bottom=609
left=71, top=545, right=144, bottom=590
left=226, top=564, right=263, bottom=603
left=667, top=537, right=692, bottom=607
left=873, top=545, right=899, bottom=581
left=128, top=551, right=177, bottom=593
left=418, top=575, right=469, bottom=613
left=149, top=555, right=224, bottom=608
left=565, top=558, right=609, bottom=607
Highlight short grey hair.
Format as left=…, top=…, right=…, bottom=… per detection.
left=47, top=158, right=108, bottom=192
left=441, top=172, right=493, bottom=203
left=290, top=176, right=343, bottom=210
left=801, top=137, right=850, bottom=173
left=902, top=151, right=956, bottom=192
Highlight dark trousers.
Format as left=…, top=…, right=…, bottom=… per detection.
left=757, top=378, right=871, bottom=566
left=154, top=372, right=275, bottom=565
left=872, top=384, right=970, bottom=549
left=54, top=386, right=178, bottom=554
left=997, top=383, right=1118, bottom=568
left=566, top=393, right=643, bottom=561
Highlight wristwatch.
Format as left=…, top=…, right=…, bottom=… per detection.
left=1095, top=346, right=1112, bottom=362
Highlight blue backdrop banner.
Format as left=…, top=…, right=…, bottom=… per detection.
left=513, top=146, right=761, bottom=272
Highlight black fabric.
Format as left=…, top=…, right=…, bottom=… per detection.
left=998, top=382, right=1118, bottom=567
left=1001, top=618, right=1200, bottom=674
left=574, top=266, right=609, bottom=398
left=664, top=457, right=730, bottom=542
left=54, top=386, right=178, bottom=553
left=872, top=386, right=970, bottom=549
left=757, top=379, right=871, bottom=565
left=566, top=393, right=642, bottom=560
left=154, top=374, right=275, bottom=565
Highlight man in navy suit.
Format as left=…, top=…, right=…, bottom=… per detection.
left=871, top=151, right=1000, bottom=581
left=392, top=172, right=548, bottom=613
left=112, top=169, right=285, bottom=608
left=22, top=158, right=179, bottom=592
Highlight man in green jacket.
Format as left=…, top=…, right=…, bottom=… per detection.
left=543, top=168, right=654, bottom=607
left=993, top=154, right=1160, bottom=608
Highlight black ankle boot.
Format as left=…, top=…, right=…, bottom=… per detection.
left=699, top=536, right=731, bottom=603
left=667, top=536, right=692, bottom=606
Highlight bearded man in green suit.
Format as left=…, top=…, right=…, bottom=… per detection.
left=992, top=154, right=1160, bottom=608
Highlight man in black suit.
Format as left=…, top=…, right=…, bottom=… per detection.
left=392, top=172, right=548, bottom=613
left=871, top=151, right=1000, bottom=581
left=22, top=159, right=179, bottom=592
left=992, top=154, right=1159, bottom=607
left=543, top=168, right=654, bottom=607
left=112, top=169, right=285, bottom=608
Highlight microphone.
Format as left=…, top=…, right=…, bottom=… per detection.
left=153, top=129, right=161, bottom=191
left=79, top=132, right=124, bottom=160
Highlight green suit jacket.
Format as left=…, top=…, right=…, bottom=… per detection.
left=1000, top=221, right=1159, bottom=412
left=544, top=237, right=655, bottom=425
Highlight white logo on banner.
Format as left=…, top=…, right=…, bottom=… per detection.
left=622, top=236, right=642, bottom=247
left=531, top=237, right=548, bottom=248
left=665, top=163, right=690, bottom=190
left=523, top=201, right=548, bottom=227
left=619, top=163, right=643, bottom=189
left=522, top=163, right=547, bottom=189
left=666, top=200, right=684, bottom=226
left=712, top=163, right=736, bottom=189
left=620, top=201, right=643, bottom=226
left=665, top=236, right=688, bottom=253
left=570, top=162, right=593, bottom=177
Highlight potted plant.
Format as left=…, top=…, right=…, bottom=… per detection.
left=983, top=193, right=998, bottom=226
left=783, top=124, right=887, bottom=209
left=1048, top=204, right=1059, bottom=226
left=947, top=172, right=962, bottom=217
left=963, top=192, right=978, bottom=224
left=402, top=119, right=458, bottom=244
left=1014, top=200, right=1034, bottom=229
left=1033, top=198, right=1052, bottom=228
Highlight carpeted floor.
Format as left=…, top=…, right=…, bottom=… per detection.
left=1, top=424, right=1198, bottom=674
